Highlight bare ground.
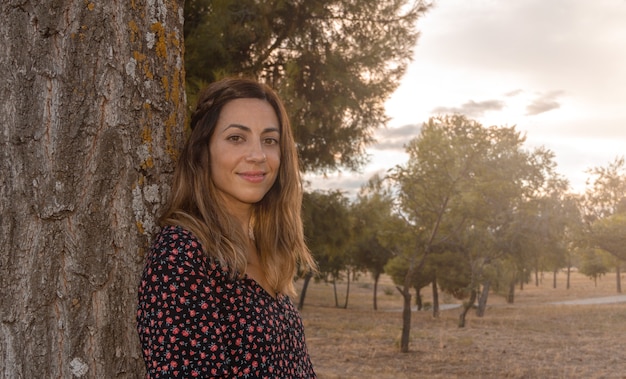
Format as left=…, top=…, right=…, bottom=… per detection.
left=298, top=272, right=626, bottom=379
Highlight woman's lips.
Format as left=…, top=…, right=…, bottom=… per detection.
left=239, top=171, right=266, bottom=183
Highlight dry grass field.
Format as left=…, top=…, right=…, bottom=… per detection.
left=297, top=271, right=626, bottom=379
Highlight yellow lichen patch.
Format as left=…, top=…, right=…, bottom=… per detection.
left=161, top=76, right=170, bottom=101
left=168, top=32, right=182, bottom=53
left=143, top=63, right=154, bottom=80
left=128, top=20, right=139, bottom=43
left=137, top=174, right=145, bottom=187
left=170, top=71, right=181, bottom=107
left=133, top=51, right=147, bottom=62
left=150, top=23, right=167, bottom=58
left=136, top=221, right=145, bottom=235
left=87, top=2, right=95, bottom=11
left=132, top=51, right=153, bottom=79
left=165, top=112, right=180, bottom=161
left=141, top=156, right=154, bottom=170
left=141, top=125, right=153, bottom=144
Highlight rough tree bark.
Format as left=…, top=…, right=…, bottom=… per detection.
left=0, top=1, right=185, bottom=378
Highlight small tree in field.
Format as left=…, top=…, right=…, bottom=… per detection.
left=579, top=249, right=611, bottom=286
left=583, top=157, right=626, bottom=292
left=300, top=190, right=352, bottom=309
left=351, top=174, right=398, bottom=310
left=391, top=115, right=564, bottom=348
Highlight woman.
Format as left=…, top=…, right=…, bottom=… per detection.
left=137, top=77, right=317, bottom=378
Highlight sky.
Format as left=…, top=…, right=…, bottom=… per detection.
left=305, top=0, right=626, bottom=197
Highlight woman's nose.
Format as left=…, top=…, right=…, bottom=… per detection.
left=246, top=142, right=267, bottom=162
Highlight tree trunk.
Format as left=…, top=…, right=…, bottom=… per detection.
left=397, top=286, right=412, bottom=353
left=553, top=269, right=558, bottom=289
left=566, top=265, right=571, bottom=289
left=298, top=272, right=313, bottom=310
left=616, top=264, right=622, bottom=293
left=372, top=272, right=380, bottom=310
left=0, top=2, right=185, bottom=378
left=432, top=278, right=440, bottom=318
left=398, top=256, right=418, bottom=353
left=507, top=279, right=515, bottom=304
left=414, top=287, right=422, bottom=310
left=332, top=278, right=339, bottom=307
left=458, top=289, right=477, bottom=328
left=535, top=269, right=539, bottom=286
left=343, top=268, right=351, bottom=309
left=476, top=280, right=490, bottom=317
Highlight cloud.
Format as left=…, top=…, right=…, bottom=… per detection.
left=505, top=89, right=524, bottom=97
left=431, top=99, right=505, bottom=118
left=525, top=91, right=564, bottom=116
left=372, top=123, right=421, bottom=150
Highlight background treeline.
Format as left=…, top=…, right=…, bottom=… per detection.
left=300, top=115, right=625, bottom=351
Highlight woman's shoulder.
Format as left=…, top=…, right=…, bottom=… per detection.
left=148, top=224, right=230, bottom=276
left=153, top=224, right=198, bottom=245
left=148, top=225, right=203, bottom=264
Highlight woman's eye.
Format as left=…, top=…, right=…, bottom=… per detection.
left=264, top=137, right=279, bottom=145
left=227, top=135, right=244, bottom=142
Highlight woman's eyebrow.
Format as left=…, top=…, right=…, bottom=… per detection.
left=224, top=124, right=280, bottom=134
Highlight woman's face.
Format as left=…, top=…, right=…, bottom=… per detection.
left=209, top=98, right=281, bottom=213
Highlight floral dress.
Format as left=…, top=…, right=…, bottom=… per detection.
left=137, top=225, right=316, bottom=378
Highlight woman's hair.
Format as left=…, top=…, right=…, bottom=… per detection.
left=160, top=77, right=316, bottom=296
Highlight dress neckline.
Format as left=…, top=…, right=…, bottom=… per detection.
left=242, top=274, right=282, bottom=302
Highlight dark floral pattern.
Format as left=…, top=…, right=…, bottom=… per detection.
left=137, top=225, right=316, bottom=378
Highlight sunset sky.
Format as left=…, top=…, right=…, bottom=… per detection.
left=306, top=0, right=626, bottom=197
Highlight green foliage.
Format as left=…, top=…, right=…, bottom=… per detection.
left=390, top=115, right=565, bottom=299
left=350, top=174, right=399, bottom=278
left=584, top=156, right=626, bottom=219
left=589, top=213, right=626, bottom=261
left=579, top=249, right=611, bottom=283
left=302, top=189, right=352, bottom=281
left=183, top=0, right=430, bottom=172
left=584, top=157, right=626, bottom=261
left=384, top=255, right=432, bottom=290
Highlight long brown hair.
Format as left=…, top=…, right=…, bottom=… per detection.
left=160, top=77, right=316, bottom=296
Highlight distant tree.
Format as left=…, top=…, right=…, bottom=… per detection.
left=560, top=194, right=586, bottom=289
left=385, top=253, right=435, bottom=308
left=183, top=0, right=431, bottom=172
left=300, top=190, right=352, bottom=309
left=0, top=2, right=185, bottom=377
left=391, top=115, right=564, bottom=341
left=587, top=208, right=626, bottom=263
left=584, top=157, right=626, bottom=292
left=579, top=249, right=611, bottom=286
left=351, top=174, right=398, bottom=310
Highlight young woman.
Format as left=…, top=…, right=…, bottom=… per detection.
left=137, top=78, right=317, bottom=378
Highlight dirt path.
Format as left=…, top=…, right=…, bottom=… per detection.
left=551, top=294, right=626, bottom=305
